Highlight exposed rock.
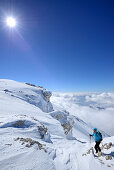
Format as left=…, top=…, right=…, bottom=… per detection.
left=4, top=89, right=12, bottom=93
left=83, top=147, right=102, bottom=157
left=104, top=144, right=111, bottom=150
left=82, top=153, right=86, bottom=156
left=43, top=90, right=52, bottom=102
left=62, top=121, right=73, bottom=135
left=14, top=137, right=46, bottom=152
left=105, top=155, right=112, bottom=160
left=25, top=83, right=37, bottom=87
left=24, top=83, right=53, bottom=113
left=21, top=142, right=25, bottom=145
left=12, top=120, right=25, bottom=128
left=89, top=105, right=105, bottom=110
left=25, top=83, right=45, bottom=90
left=37, top=125, right=47, bottom=139
left=89, top=147, right=93, bottom=151
left=25, top=144, right=31, bottom=148
left=50, top=110, right=74, bottom=139
left=14, top=137, right=20, bottom=141
left=109, top=142, right=112, bottom=147
left=87, top=150, right=90, bottom=154
left=86, top=147, right=94, bottom=155
left=100, top=142, right=113, bottom=150
left=37, top=124, right=52, bottom=143
left=0, top=120, right=35, bottom=129
left=5, top=144, right=12, bottom=146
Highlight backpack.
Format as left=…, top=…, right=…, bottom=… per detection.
left=97, top=131, right=102, bottom=140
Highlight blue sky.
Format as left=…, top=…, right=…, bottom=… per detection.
left=0, top=0, right=114, bottom=91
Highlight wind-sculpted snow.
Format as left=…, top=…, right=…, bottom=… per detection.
left=0, top=120, right=35, bottom=128
left=0, top=79, right=53, bottom=113
left=0, top=79, right=114, bottom=170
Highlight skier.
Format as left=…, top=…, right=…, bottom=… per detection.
left=89, top=128, right=102, bottom=155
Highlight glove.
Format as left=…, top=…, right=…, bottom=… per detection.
left=89, top=134, right=92, bottom=136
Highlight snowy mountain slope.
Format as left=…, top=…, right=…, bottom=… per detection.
left=51, top=92, right=114, bottom=136
left=0, top=79, right=114, bottom=170
left=0, top=79, right=53, bottom=113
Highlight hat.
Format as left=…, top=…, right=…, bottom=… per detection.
left=93, top=128, right=97, bottom=131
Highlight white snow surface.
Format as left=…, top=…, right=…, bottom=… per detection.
left=0, top=79, right=114, bottom=170
left=51, top=92, right=114, bottom=136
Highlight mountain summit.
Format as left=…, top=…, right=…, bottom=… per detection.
left=0, top=79, right=114, bottom=170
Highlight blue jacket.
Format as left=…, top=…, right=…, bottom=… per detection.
left=92, top=132, right=102, bottom=142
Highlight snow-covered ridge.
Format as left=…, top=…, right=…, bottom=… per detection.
left=0, top=79, right=114, bottom=170
left=0, top=79, right=53, bottom=113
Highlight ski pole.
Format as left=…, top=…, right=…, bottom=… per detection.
left=90, top=135, right=91, bottom=144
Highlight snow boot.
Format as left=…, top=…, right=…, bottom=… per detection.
left=98, top=151, right=102, bottom=157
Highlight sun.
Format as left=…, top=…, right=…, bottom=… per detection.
left=6, top=17, right=16, bottom=28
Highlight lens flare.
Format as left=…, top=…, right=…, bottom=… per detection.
left=6, top=17, right=16, bottom=28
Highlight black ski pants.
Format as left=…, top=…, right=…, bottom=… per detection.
left=95, top=141, right=101, bottom=153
